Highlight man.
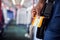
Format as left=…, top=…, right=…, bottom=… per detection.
left=32, top=0, right=60, bottom=40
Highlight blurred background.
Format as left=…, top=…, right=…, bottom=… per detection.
left=0, top=0, right=41, bottom=40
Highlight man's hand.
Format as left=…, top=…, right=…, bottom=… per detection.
left=31, top=0, right=45, bottom=18
left=31, top=7, right=40, bottom=18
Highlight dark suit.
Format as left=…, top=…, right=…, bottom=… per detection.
left=44, top=0, right=60, bottom=40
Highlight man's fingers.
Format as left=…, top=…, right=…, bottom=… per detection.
left=31, top=8, right=39, bottom=18
left=36, top=9, right=39, bottom=15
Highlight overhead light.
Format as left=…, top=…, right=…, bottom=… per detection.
left=12, top=0, right=16, bottom=5
left=20, top=0, right=25, bottom=5
left=12, top=0, right=25, bottom=6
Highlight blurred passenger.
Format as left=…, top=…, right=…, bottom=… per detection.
left=0, top=0, right=4, bottom=39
